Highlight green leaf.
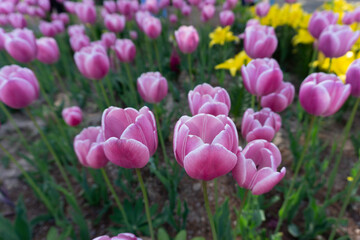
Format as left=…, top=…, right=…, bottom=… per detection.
left=157, top=228, right=170, bottom=240
left=46, top=227, right=59, bottom=240
left=288, top=224, right=301, bottom=237
left=0, top=214, right=19, bottom=240
left=14, top=196, right=31, bottom=240
left=174, top=230, right=187, bottom=240
left=191, top=238, right=205, bottom=240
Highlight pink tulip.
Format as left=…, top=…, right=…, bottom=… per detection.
left=346, top=59, right=360, bottom=97
left=93, top=233, right=142, bottom=240
left=318, top=25, right=360, bottom=58
left=52, top=20, right=65, bottom=34
left=36, top=37, right=60, bottom=64
left=101, top=106, right=157, bottom=169
left=38, top=0, right=50, bottom=11
left=16, top=2, right=28, bottom=14
left=241, top=108, right=281, bottom=142
left=64, top=1, right=78, bottom=14
left=299, top=73, right=351, bottom=116
left=181, top=4, right=191, bottom=17
left=137, top=72, right=168, bottom=103
left=24, top=0, right=37, bottom=5
left=135, top=11, right=151, bottom=30
left=222, top=0, right=237, bottom=10
left=172, top=0, right=184, bottom=9
left=104, top=14, right=126, bottom=33
left=353, top=7, right=360, bottom=23
left=285, top=0, right=296, bottom=3
left=173, top=114, right=238, bottom=180
left=68, top=24, right=86, bottom=37
left=175, top=25, right=199, bottom=54
left=101, top=32, right=116, bottom=48
left=188, top=83, right=231, bottom=116
left=145, top=0, right=159, bottom=14
left=113, top=39, right=136, bottom=62
left=8, top=13, right=27, bottom=28
left=261, top=82, right=295, bottom=112
left=255, top=2, right=270, bottom=17
left=142, top=16, right=162, bottom=39
left=70, top=34, right=90, bottom=52
left=169, top=14, right=178, bottom=24
left=201, top=4, right=215, bottom=22
left=104, top=0, right=117, bottom=13
left=75, top=45, right=109, bottom=80
left=244, top=25, right=277, bottom=59
left=0, top=2, right=15, bottom=14
left=0, top=15, right=7, bottom=26
left=5, top=28, right=37, bottom=63
left=62, top=106, right=83, bottom=127
left=35, top=7, right=46, bottom=18
left=219, top=10, right=235, bottom=26
left=246, top=19, right=260, bottom=27
left=75, top=3, right=97, bottom=24
left=232, top=140, right=286, bottom=195
left=0, top=28, right=5, bottom=50
left=188, top=0, right=201, bottom=6
left=39, top=21, right=57, bottom=37
left=241, top=58, right=283, bottom=97
left=117, top=0, right=136, bottom=18
left=51, top=12, right=70, bottom=25
left=129, top=30, right=138, bottom=40
left=342, top=12, right=355, bottom=25
left=159, top=0, right=170, bottom=9
left=0, top=65, right=39, bottom=109
left=74, top=126, right=109, bottom=168
left=308, top=11, right=338, bottom=39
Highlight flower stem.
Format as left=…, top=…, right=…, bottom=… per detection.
left=326, top=97, right=360, bottom=199
left=308, top=49, right=318, bottom=74
left=275, top=115, right=317, bottom=233
left=202, top=181, right=217, bottom=240
left=100, top=168, right=130, bottom=229
left=154, top=40, right=162, bottom=72
left=188, top=53, right=193, bottom=84
left=97, top=80, right=111, bottom=107
left=125, top=63, right=139, bottom=107
left=105, top=74, right=116, bottom=105
left=136, top=168, right=155, bottom=240
left=327, top=58, right=333, bottom=73
left=154, top=104, right=171, bottom=169
left=238, top=189, right=249, bottom=217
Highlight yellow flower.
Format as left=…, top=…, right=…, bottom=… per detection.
left=323, top=0, right=355, bottom=14
left=215, top=51, right=252, bottom=77
left=292, top=29, right=314, bottom=45
left=209, top=26, right=238, bottom=47
left=347, top=176, right=354, bottom=182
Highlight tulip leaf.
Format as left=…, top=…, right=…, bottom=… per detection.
left=14, top=196, right=31, bottom=240
left=0, top=214, right=19, bottom=240
left=157, top=228, right=170, bottom=240
left=174, top=230, right=186, bottom=240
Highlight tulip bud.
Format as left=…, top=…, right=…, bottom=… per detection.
left=113, top=39, right=136, bottom=62
left=36, top=37, right=60, bottom=64
left=346, top=59, right=360, bottom=97
left=243, top=25, right=277, bottom=59
left=62, top=106, right=83, bottom=127
left=255, top=2, right=270, bottom=17
left=101, top=32, right=116, bottom=48
left=39, top=21, right=57, bottom=37
left=308, top=11, right=338, bottom=39
left=219, top=10, right=235, bottom=27
left=5, top=28, right=37, bottom=63
left=175, top=25, right=199, bottom=54
left=68, top=24, right=86, bottom=37
left=104, top=14, right=126, bottom=33
left=261, top=82, right=295, bottom=112
left=69, top=34, right=90, bottom=52
left=169, top=14, right=178, bottom=24
left=129, top=30, right=138, bottom=40
left=103, top=0, right=117, bottom=14
left=75, top=3, right=97, bottom=24
left=181, top=4, right=191, bottom=16
left=342, top=12, right=355, bottom=25
left=93, top=233, right=142, bottom=240
left=137, top=72, right=168, bottom=103
left=8, top=13, right=27, bottom=29
left=142, top=16, right=162, bottom=39
left=201, top=4, right=215, bottom=22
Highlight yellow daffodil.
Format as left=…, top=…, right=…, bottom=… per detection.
left=292, top=29, right=314, bottom=45
left=215, top=51, right=252, bottom=77
left=347, top=176, right=354, bottom=182
left=323, top=0, right=355, bottom=14
left=209, top=26, right=238, bottom=47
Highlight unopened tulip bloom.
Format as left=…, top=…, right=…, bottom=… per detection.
left=142, top=16, right=162, bottom=39
left=342, top=12, right=355, bottom=25
left=70, top=34, right=90, bottom=52
left=129, top=30, right=138, bottom=40
left=241, top=108, right=281, bottom=142
left=201, top=4, right=215, bottom=22
left=169, top=14, right=177, bottom=24
left=51, top=12, right=70, bottom=25
left=241, top=58, right=283, bottom=96
left=75, top=3, right=97, bottom=24
left=0, top=14, right=8, bottom=26
left=101, top=32, right=116, bottom=48
left=173, top=114, right=238, bottom=180
left=159, top=0, right=170, bottom=9
left=172, top=0, right=183, bottom=9
left=244, top=25, right=277, bottom=59
left=102, top=106, right=158, bottom=168
left=35, top=7, right=46, bottom=18
left=261, top=82, right=295, bottom=112
left=188, top=83, right=231, bottom=116
left=62, top=106, right=83, bottom=127
left=52, top=20, right=65, bottom=34
left=188, top=0, right=201, bottom=6
left=38, top=0, right=50, bottom=11
left=93, top=233, right=142, bottom=240
left=104, top=14, right=126, bottom=33
left=5, top=28, right=37, bottom=63
left=219, top=10, right=235, bottom=26
left=0, top=65, right=39, bottom=109
left=16, top=2, right=28, bottom=14
left=232, top=140, right=286, bottom=195
left=222, top=0, right=237, bottom=10
left=68, top=25, right=86, bottom=37
left=299, top=73, right=351, bottom=116
left=113, top=39, right=136, bottom=62
left=353, top=7, right=360, bottom=23
left=246, top=18, right=260, bottom=27
left=8, top=13, right=27, bottom=28
left=39, top=21, right=57, bottom=37
left=181, top=4, right=191, bottom=17
left=137, top=72, right=168, bottom=103
left=74, top=126, right=109, bottom=168
left=74, top=45, right=110, bottom=80
left=318, top=25, right=360, bottom=58
left=346, top=59, right=360, bottom=97
left=255, top=2, right=270, bottom=17
left=308, top=11, right=338, bottom=39
left=175, top=25, right=199, bottom=54
left=0, top=1, right=15, bottom=14
left=64, top=1, right=78, bottom=13
left=145, top=0, right=158, bottom=14
left=36, top=37, right=60, bottom=64
left=103, top=0, right=117, bottom=13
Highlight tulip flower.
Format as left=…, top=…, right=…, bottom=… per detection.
left=346, top=59, right=360, bottom=97
left=0, top=14, right=8, bottom=26
left=0, top=65, right=39, bottom=109
left=101, top=106, right=158, bottom=168
left=8, top=13, right=27, bottom=29
left=172, top=0, right=184, bottom=9
left=188, top=83, right=231, bottom=116
left=52, top=20, right=65, bottom=34
left=74, top=126, right=109, bottom=168
left=129, top=30, right=138, bottom=40
left=243, top=25, right=277, bottom=59
left=175, top=25, right=199, bottom=54
left=318, top=25, right=360, bottom=58
left=104, top=14, right=126, bottom=33
left=241, top=108, right=281, bottom=142
left=142, top=16, right=162, bottom=39
left=103, top=0, right=117, bottom=13
left=36, top=37, right=60, bottom=64
left=70, top=34, right=91, bottom=52
left=38, top=0, right=50, bottom=11
left=145, top=0, right=158, bottom=14
left=93, top=233, right=142, bottom=240
left=0, top=28, right=5, bottom=50
left=219, top=10, right=235, bottom=27
left=255, top=2, right=270, bottom=17
left=68, top=24, right=86, bottom=37
left=101, top=32, right=116, bottom=48
left=169, top=14, right=178, bottom=24
left=39, top=21, right=58, bottom=37
left=201, top=4, right=215, bottom=22
left=222, top=0, right=237, bottom=10
left=173, top=114, right=238, bottom=180
left=137, top=72, right=168, bottom=103
left=181, top=4, right=191, bottom=17
left=51, top=12, right=70, bottom=25
left=241, top=58, right=283, bottom=96
left=159, top=0, right=170, bottom=9
left=342, top=12, right=355, bottom=25
left=74, top=45, right=110, bottom=80
left=232, top=140, right=286, bottom=195
left=113, top=39, right=136, bottom=63
left=5, top=28, right=37, bottom=63
left=299, top=73, right=351, bottom=116
left=64, top=1, right=78, bottom=13
left=308, top=11, right=338, bottom=39
left=352, top=6, right=360, bottom=23
left=0, top=1, right=15, bottom=14
left=135, top=11, right=151, bottom=30
left=261, top=82, right=295, bottom=112
left=75, top=3, right=97, bottom=24
left=62, top=106, right=83, bottom=127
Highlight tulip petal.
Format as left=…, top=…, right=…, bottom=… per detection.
left=250, top=167, right=286, bottom=195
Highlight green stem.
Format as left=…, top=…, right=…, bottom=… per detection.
left=105, top=75, right=116, bottom=105
left=145, top=37, right=153, bottom=70
left=328, top=163, right=360, bottom=240
left=251, top=95, right=255, bottom=110
left=238, top=189, right=249, bottom=217
left=188, top=54, right=193, bottom=84
left=98, top=80, right=111, bottom=107
left=328, top=58, right=333, bottom=73
left=214, top=179, right=218, bottom=209
left=125, top=63, right=139, bottom=107
left=154, top=40, right=162, bottom=72
left=154, top=104, right=171, bottom=169
left=202, top=181, right=217, bottom=240
left=25, top=107, right=75, bottom=196
left=326, top=98, right=360, bottom=199
left=100, top=168, right=130, bottom=229
left=135, top=168, right=154, bottom=240
left=308, top=49, right=318, bottom=74
left=275, top=115, right=317, bottom=233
